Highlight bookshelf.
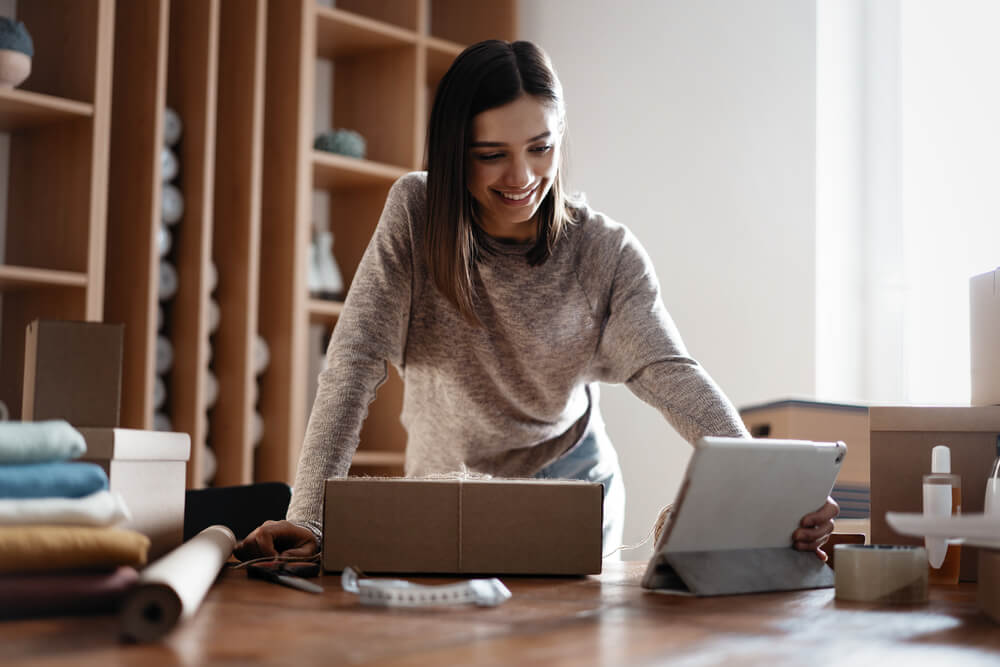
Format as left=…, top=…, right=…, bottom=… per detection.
left=4, top=0, right=516, bottom=488
left=0, top=0, right=113, bottom=422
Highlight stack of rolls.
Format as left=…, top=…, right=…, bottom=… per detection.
left=0, top=420, right=150, bottom=618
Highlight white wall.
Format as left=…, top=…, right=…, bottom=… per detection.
left=519, top=0, right=818, bottom=559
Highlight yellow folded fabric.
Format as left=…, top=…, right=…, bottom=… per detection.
left=0, top=525, right=150, bottom=573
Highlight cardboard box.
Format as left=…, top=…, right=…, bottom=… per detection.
left=740, top=399, right=870, bottom=484
left=971, top=268, right=1000, bottom=406
left=23, top=320, right=124, bottom=426
left=323, top=478, right=603, bottom=575
left=870, top=406, right=1000, bottom=581
left=78, top=428, right=190, bottom=561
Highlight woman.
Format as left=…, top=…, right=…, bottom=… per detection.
left=236, top=40, right=838, bottom=561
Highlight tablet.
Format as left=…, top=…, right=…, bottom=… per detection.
left=641, top=436, right=846, bottom=594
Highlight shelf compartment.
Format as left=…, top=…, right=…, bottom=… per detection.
left=312, top=151, right=408, bottom=189
left=19, top=0, right=110, bottom=105
left=0, top=288, right=88, bottom=420
left=334, top=0, right=420, bottom=32
left=315, top=6, right=418, bottom=59
left=0, top=89, right=93, bottom=132
left=429, top=0, right=516, bottom=46
left=424, top=36, right=462, bottom=86
left=320, top=43, right=420, bottom=169
left=307, top=298, right=344, bottom=324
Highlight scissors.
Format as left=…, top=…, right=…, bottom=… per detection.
left=246, top=560, right=324, bottom=594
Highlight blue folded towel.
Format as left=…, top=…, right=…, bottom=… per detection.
left=0, top=462, right=108, bottom=499
left=0, top=421, right=86, bottom=464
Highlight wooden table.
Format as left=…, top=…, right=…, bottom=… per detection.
left=4, top=561, right=1000, bottom=666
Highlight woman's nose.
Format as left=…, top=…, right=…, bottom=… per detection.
left=503, top=154, right=532, bottom=188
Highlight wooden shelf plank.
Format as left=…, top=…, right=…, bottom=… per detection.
left=425, top=35, right=462, bottom=85
left=0, top=265, right=89, bottom=290
left=307, top=298, right=344, bottom=323
left=351, top=450, right=405, bottom=467
left=312, top=151, right=408, bottom=189
left=0, top=88, right=94, bottom=132
left=315, top=6, right=418, bottom=60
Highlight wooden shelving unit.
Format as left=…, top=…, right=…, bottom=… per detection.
left=0, top=0, right=114, bottom=420
left=1, top=0, right=514, bottom=488
left=259, top=0, right=516, bottom=481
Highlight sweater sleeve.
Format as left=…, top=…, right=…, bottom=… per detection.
left=286, top=175, right=416, bottom=539
left=591, top=224, right=749, bottom=444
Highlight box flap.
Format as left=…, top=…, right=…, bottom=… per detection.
left=77, top=428, right=191, bottom=461
left=324, top=479, right=458, bottom=572
left=869, top=406, right=1000, bottom=432
left=460, top=480, right=602, bottom=574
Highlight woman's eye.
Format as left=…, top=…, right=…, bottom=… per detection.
left=531, top=145, right=554, bottom=154
left=476, top=153, right=503, bottom=161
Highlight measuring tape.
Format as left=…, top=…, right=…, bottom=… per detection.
left=341, top=566, right=511, bottom=608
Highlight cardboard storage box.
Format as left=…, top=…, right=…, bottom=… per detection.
left=323, top=478, right=603, bottom=575
left=870, top=406, right=1000, bottom=581
left=23, top=319, right=123, bottom=426
left=79, top=427, right=190, bottom=561
left=740, top=399, right=869, bottom=484
left=971, top=268, right=1000, bottom=406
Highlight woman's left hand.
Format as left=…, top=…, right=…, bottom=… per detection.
left=793, top=496, right=840, bottom=561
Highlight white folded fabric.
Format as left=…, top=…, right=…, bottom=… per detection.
left=0, top=490, right=131, bottom=527
left=0, top=420, right=87, bottom=463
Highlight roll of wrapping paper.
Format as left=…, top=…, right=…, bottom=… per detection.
left=834, top=544, right=928, bottom=604
left=119, top=525, right=235, bottom=642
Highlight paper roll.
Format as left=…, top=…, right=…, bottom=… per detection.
left=834, top=544, right=928, bottom=604
left=120, top=524, right=235, bottom=642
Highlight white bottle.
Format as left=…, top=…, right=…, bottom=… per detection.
left=986, top=436, right=1000, bottom=515
left=923, top=445, right=960, bottom=571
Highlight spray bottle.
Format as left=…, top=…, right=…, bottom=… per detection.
left=923, top=444, right=962, bottom=584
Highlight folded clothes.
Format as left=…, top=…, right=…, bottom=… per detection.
left=0, top=490, right=131, bottom=527
left=0, top=566, right=139, bottom=618
left=0, top=461, right=108, bottom=499
left=0, top=525, right=150, bottom=573
left=0, top=420, right=86, bottom=464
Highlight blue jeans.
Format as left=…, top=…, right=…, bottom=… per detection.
left=535, top=420, right=625, bottom=557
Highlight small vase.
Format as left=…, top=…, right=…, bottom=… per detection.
left=0, top=49, right=30, bottom=88
left=0, top=19, right=32, bottom=88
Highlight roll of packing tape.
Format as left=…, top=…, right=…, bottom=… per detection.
left=835, top=544, right=928, bottom=604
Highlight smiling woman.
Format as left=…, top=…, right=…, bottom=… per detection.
left=234, top=39, right=838, bottom=566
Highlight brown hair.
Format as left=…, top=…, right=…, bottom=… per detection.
left=425, top=40, right=580, bottom=324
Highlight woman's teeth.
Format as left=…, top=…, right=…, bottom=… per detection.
left=498, top=188, right=533, bottom=200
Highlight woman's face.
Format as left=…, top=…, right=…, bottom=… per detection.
left=467, top=94, right=562, bottom=241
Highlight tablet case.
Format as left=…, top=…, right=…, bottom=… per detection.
left=642, top=437, right=845, bottom=596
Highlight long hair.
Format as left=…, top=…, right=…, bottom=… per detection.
left=425, top=40, right=579, bottom=324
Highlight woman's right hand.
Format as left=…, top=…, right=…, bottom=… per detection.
left=233, top=520, right=319, bottom=561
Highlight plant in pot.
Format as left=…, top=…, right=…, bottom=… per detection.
left=0, top=18, right=33, bottom=88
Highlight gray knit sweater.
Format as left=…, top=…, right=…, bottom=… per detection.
left=287, top=172, right=749, bottom=537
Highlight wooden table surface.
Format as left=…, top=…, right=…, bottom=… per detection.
left=4, top=561, right=1000, bottom=666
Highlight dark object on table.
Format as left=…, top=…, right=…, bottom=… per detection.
left=184, top=482, right=291, bottom=541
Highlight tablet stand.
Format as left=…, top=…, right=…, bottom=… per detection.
left=643, top=547, right=835, bottom=596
